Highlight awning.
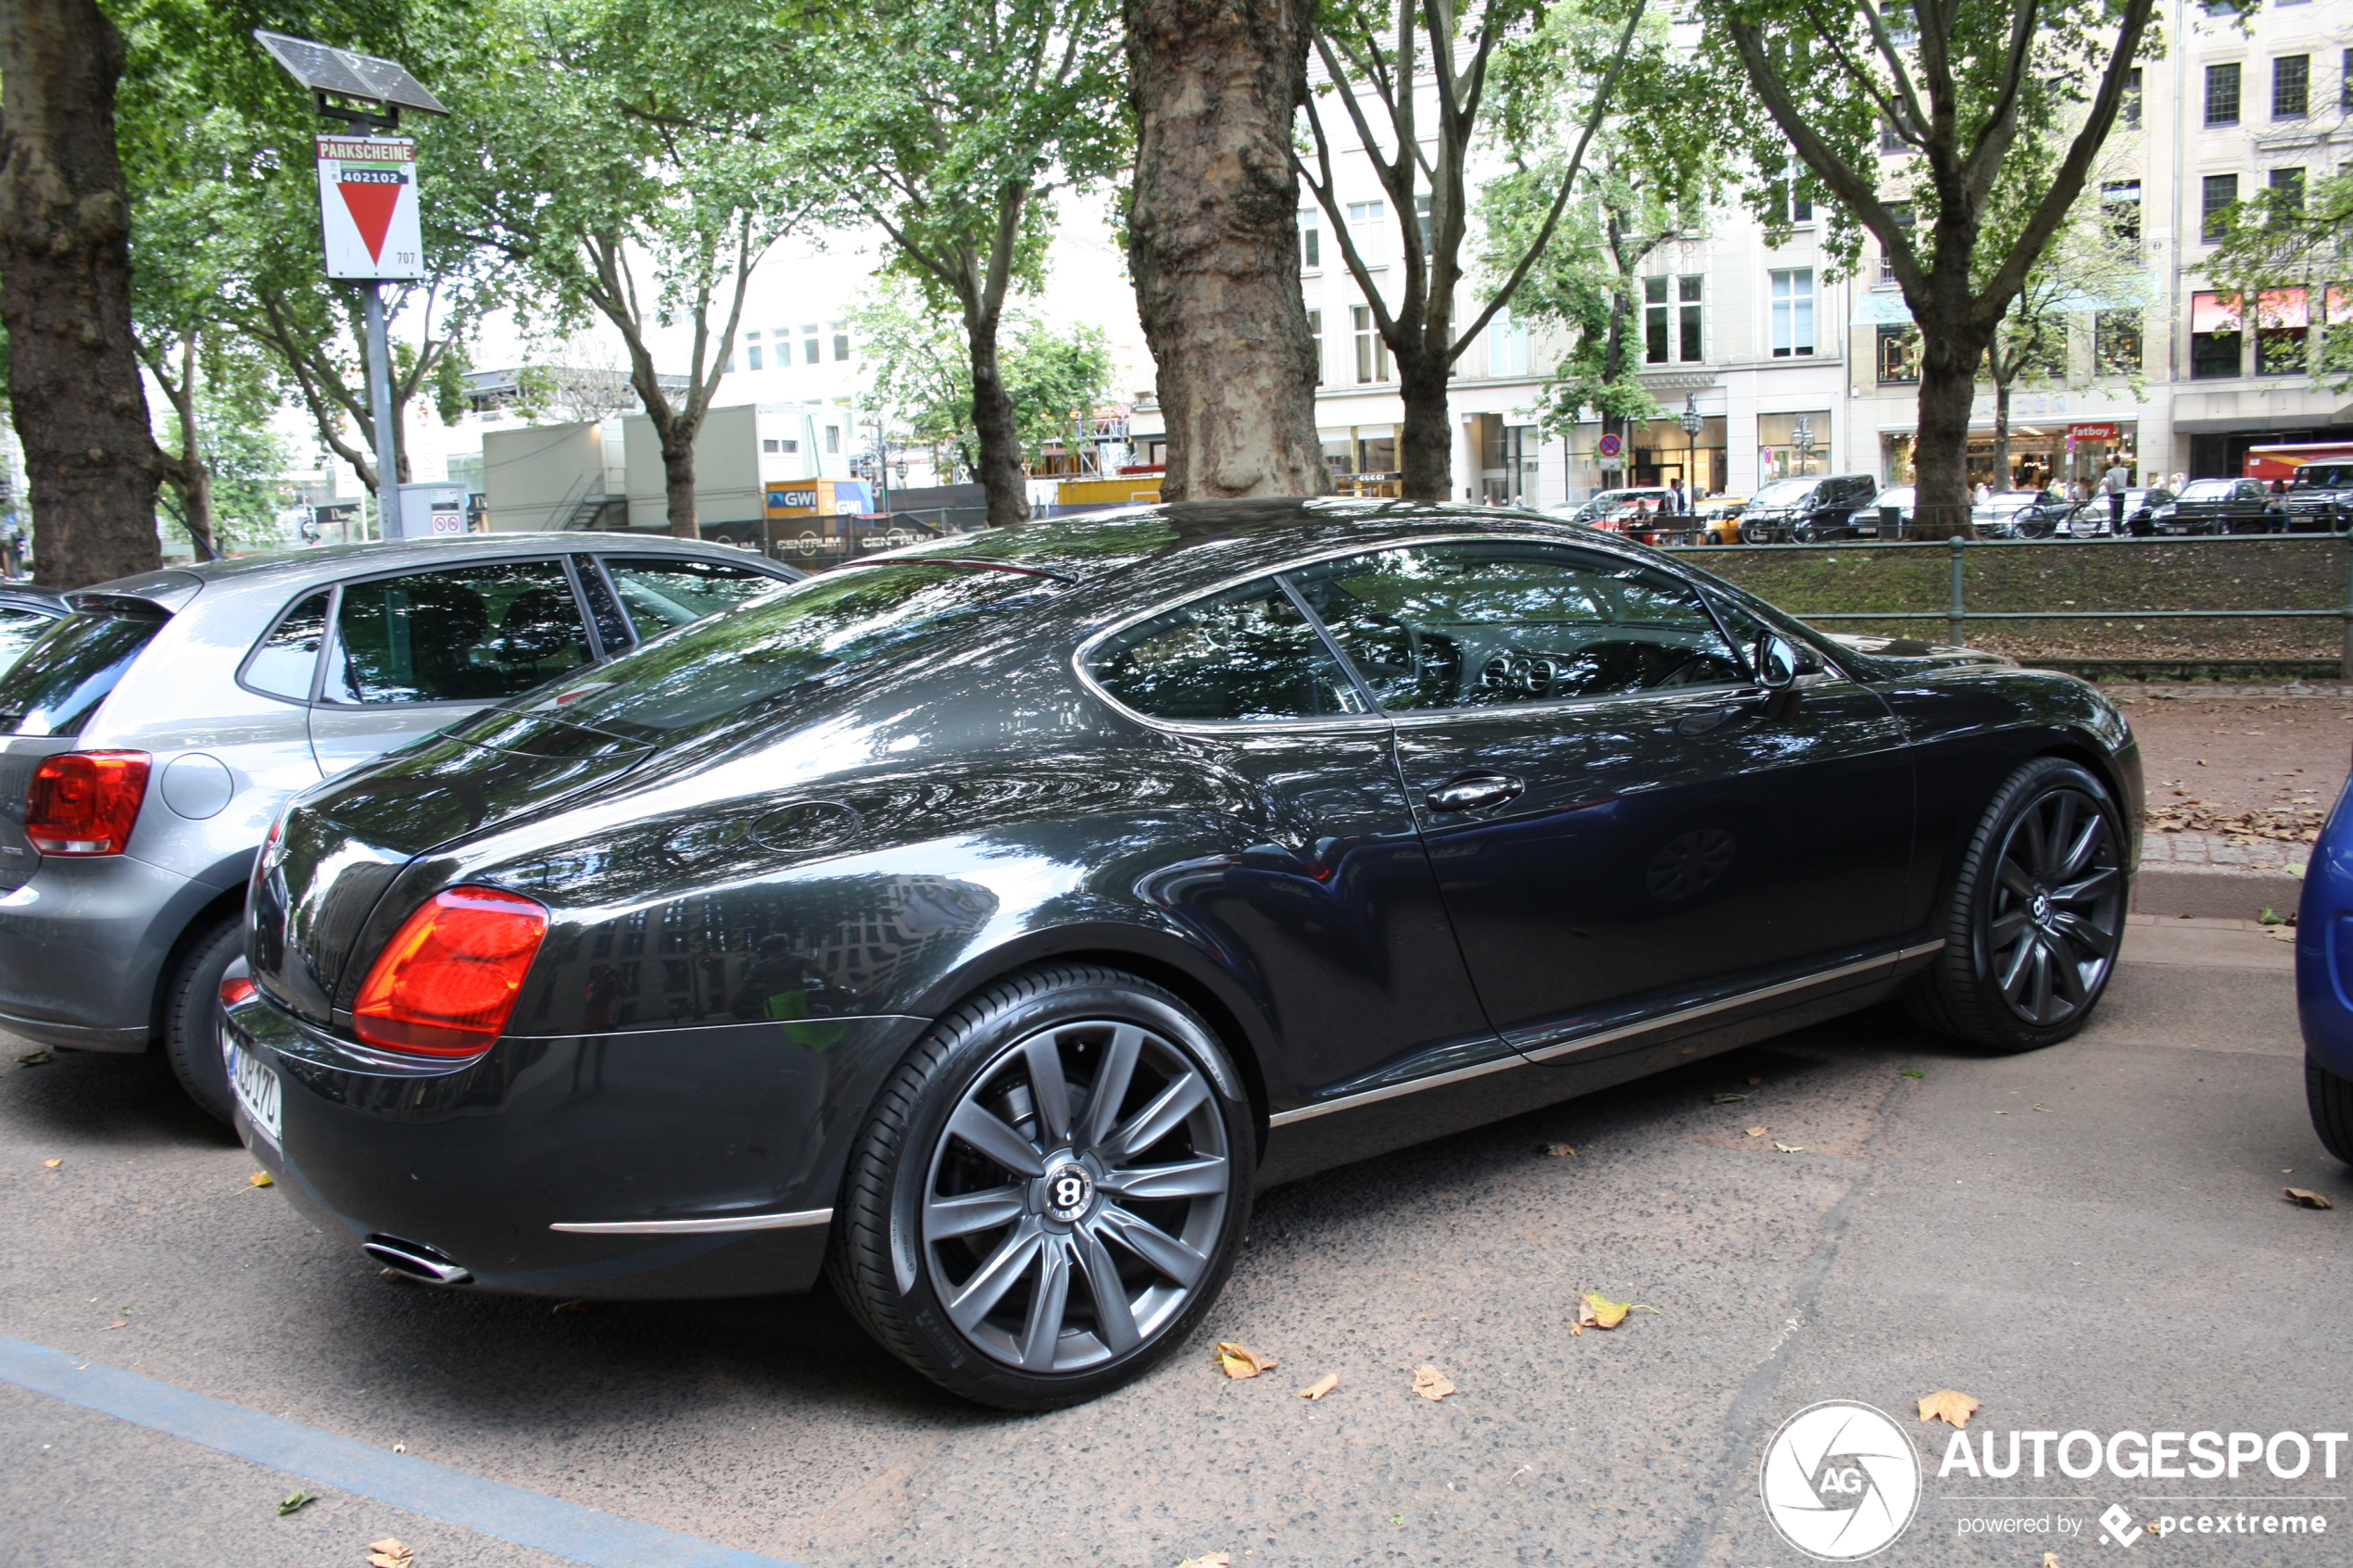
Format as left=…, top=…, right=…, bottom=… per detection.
left=1851, top=292, right=1915, bottom=327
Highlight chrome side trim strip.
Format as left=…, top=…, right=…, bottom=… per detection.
left=1519, top=939, right=1944, bottom=1064
left=550, top=1206, right=834, bottom=1236
left=1265, top=939, right=1944, bottom=1129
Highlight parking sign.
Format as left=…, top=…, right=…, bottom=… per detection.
left=315, top=136, right=422, bottom=280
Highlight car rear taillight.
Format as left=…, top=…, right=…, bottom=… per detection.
left=353, top=886, right=548, bottom=1058
left=24, top=751, right=151, bottom=855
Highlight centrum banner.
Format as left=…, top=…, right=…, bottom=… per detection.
left=315, top=135, right=421, bottom=281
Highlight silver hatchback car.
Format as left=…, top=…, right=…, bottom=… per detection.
left=0, top=533, right=800, bottom=1119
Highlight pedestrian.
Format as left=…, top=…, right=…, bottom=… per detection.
left=1974, top=481, right=1993, bottom=503
left=2101, top=455, right=2130, bottom=533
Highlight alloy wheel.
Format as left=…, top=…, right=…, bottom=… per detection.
left=1982, top=785, right=2124, bottom=1027
left=920, top=1018, right=1232, bottom=1374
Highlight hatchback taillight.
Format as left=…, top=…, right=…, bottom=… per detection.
left=352, top=886, right=548, bottom=1058
left=25, top=751, right=151, bottom=855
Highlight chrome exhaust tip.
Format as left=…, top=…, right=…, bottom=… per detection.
left=362, top=1235, right=474, bottom=1286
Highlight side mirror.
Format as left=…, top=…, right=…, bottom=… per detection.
left=1753, top=633, right=1821, bottom=690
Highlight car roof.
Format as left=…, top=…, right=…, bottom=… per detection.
left=859, top=498, right=1662, bottom=586
left=72, top=532, right=790, bottom=611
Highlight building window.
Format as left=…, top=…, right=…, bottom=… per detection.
left=1414, top=195, right=1434, bottom=257
left=2095, top=309, right=2142, bottom=375
left=2345, top=49, right=2352, bottom=110
left=762, top=438, right=779, bottom=454
left=1879, top=118, right=1905, bottom=154
left=2101, top=181, right=2142, bottom=245
left=2274, top=55, right=2309, bottom=119
left=1306, top=308, right=1322, bottom=384
left=2201, top=173, right=2238, bottom=241
left=1770, top=269, right=1815, bottom=358
left=2206, top=63, right=2240, bottom=126
left=824, top=424, right=840, bottom=454
left=2270, top=166, right=2305, bottom=220
left=744, top=332, right=763, bottom=372
left=1876, top=325, right=1921, bottom=384
left=1642, top=277, right=1701, bottom=363
left=2189, top=292, right=2243, bottom=379
left=1353, top=305, right=1390, bottom=383
left=802, top=325, right=821, bottom=366
left=1300, top=208, right=1320, bottom=270
left=1346, top=200, right=1384, bottom=261
left=831, top=322, right=849, bottom=361
left=1878, top=247, right=1898, bottom=286
left=2257, top=288, right=2309, bottom=375
left=1768, top=165, right=1812, bottom=225
left=2123, top=67, right=2143, bottom=128
left=1489, top=308, right=1530, bottom=376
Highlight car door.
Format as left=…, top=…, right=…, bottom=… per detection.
left=1084, top=573, right=1500, bottom=1098
left=308, top=557, right=600, bottom=778
left=1288, top=538, right=1914, bottom=1058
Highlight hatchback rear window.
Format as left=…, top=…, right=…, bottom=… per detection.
left=0, top=610, right=163, bottom=736
left=535, top=559, right=1059, bottom=737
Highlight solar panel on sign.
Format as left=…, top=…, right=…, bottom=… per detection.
left=254, top=31, right=448, bottom=116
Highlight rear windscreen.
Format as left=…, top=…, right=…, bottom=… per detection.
left=0, top=610, right=164, bottom=736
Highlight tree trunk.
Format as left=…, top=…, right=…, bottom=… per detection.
left=0, top=0, right=160, bottom=588
left=1396, top=347, right=1453, bottom=501
left=1906, top=327, right=1984, bottom=541
left=966, top=318, right=1028, bottom=525
left=156, top=340, right=216, bottom=559
left=656, top=415, right=698, bottom=538
left=1125, top=0, right=1327, bottom=502
left=1990, top=375, right=2013, bottom=490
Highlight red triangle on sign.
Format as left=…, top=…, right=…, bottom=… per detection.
left=338, top=180, right=404, bottom=264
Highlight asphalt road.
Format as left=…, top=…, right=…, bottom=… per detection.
left=2, top=916, right=2345, bottom=1568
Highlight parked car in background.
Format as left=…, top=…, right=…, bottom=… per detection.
left=0, top=533, right=800, bottom=1122
left=0, top=589, right=68, bottom=676
left=2284, top=462, right=2353, bottom=533
left=2150, top=478, right=2286, bottom=534
left=1971, top=490, right=2071, bottom=539
left=1863, top=485, right=1915, bottom=538
left=230, top=499, right=2138, bottom=1410
left=1548, top=487, right=1680, bottom=533
left=1737, top=473, right=1881, bottom=543
left=2298, top=773, right=2353, bottom=1166
left=1692, top=495, right=1747, bottom=546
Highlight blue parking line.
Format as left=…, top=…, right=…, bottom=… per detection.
left=0, top=1335, right=806, bottom=1568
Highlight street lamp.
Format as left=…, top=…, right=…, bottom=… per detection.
left=1679, top=394, right=1704, bottom=508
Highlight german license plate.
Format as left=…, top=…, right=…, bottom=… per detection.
left=226, top=1038, right=282, bottom=1147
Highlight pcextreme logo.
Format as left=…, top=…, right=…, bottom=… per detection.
left=1759, top=1401, right=1923, bottom=1561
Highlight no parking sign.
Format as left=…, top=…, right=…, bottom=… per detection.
left=1598, top=433, right=1624, bottom=458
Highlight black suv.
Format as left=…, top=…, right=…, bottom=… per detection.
left=2285, top=463, right=2353, bottom=533
left=2150, top=478, right=2286, bottom=534
left=1738, top=473, right=1882, bottom=543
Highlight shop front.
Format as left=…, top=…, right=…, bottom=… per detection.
left=1758, top=411, right=1833, bottom=483
left=1881, top=420, right=2141, bottom=493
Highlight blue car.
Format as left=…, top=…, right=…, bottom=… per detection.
left=2301, top=779, right=2353, bottom=1160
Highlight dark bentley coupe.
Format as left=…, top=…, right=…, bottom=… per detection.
left=226, top=500, right=2140, bottom=1407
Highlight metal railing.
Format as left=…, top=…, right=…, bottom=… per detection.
left=1666, top=533, right=2353, bottom=677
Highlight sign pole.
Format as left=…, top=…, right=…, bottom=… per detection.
left=361, top=282, right=399, bottom=538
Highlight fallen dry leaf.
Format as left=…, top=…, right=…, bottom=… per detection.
left=1918, top=1390, right=1982, bottom=1428
left=1773, top=1142, right=1805, bottom=1154
left=1214, top=1340, right=1277, bottom=1378
left=1412, top=1364, right=1456, bottom=1400
left=2044, top=1554, right=2060, bottom=1568
left=1745, top=1126, right=1767, bottom=1137
left=44, top=1158, right=61, bottom=1169
left=16, top=1049, right=51, bottom=1067
left=275, top=1490, right=314, bottom=1516
left=1711, top=1092, right=1751, bottom=1104
left=248, top=1171, right=273, bottom=1187
left=1581, top=1292, right=1631, bottom=1329
left=1174, top=1555, right=1230, bottom=1568
left=1541, top=1141, right=1576, bottom=1158
left=2285, top=1188, right=2334, bottom=1210
left=1296, top=1373, right=1338, bottom=1400
left=367, top=1539, right=415, bottom=1568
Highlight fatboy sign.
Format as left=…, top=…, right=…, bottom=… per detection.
left=315, top=136, right=422, bottom=281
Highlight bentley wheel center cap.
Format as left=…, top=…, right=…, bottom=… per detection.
left=1042, top=1161, right=1096, bottom=1223
left=2030, top=890, right=2054, bottom=926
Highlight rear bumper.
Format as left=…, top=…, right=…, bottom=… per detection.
left=223, top=987, right=928, bottom=1300
left=0, top=854, right=226, bottom=1048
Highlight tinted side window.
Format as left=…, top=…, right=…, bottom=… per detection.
left=0, top=608, right=56, bottom=676
left=1289, top=542, right=1743, bottom=711
left=0, top=611, right=163, bottom=736
left=1088, top=580, right=1366, bottom=723
left=321, top=560, right=590, bottom=705
left=601, top=556, right=786, bottom=640
left=242, top=589, right=332, bottom=700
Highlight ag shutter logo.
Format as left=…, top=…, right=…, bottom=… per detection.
left=1760, top=1400, right=1923, bottom=1560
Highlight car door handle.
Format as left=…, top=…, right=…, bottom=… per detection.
left=1427, top=773, right=1524, bottom=813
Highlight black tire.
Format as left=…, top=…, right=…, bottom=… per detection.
left=1903, top=758, right=2127, bottom=1052
left=826, top=964, right=1254, bottom=1409
left=2309, top=1056, right=2353, bottom=1165
left=162, top=913, right=243, bottom=1123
